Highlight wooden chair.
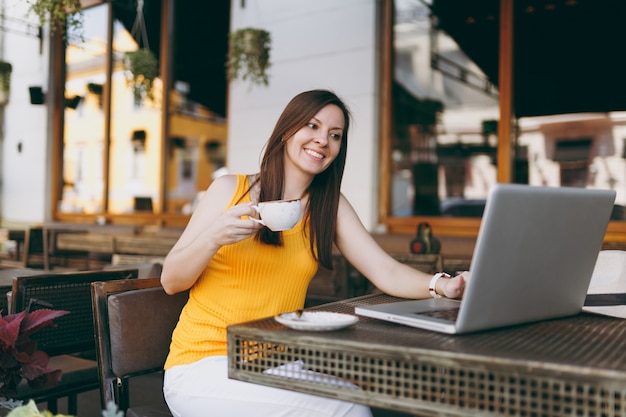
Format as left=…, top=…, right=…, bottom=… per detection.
left=0, top=226, right=45, bottom=269
left=11, top=268, right=139, bottom=415
left=306, top=253, right=352, bottom=306
left=0, top=267, right=50, bottom=314
left=91, top=278, right=188, bottom=416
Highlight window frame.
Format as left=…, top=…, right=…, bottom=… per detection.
left=378, top=0, right=626, bottom=242
left=51, top=0, right=189, bottom=227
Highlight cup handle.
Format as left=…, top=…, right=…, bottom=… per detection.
left=250, top=217, right=265, bottom=226
left=250, top=205, right=265, bottom=226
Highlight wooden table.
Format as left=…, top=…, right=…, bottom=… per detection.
left=228, top=293, right=626, bottom=417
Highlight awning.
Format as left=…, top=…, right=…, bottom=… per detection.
left=430, top=0, right=626, bottom=118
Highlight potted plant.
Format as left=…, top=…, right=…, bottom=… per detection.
left=124, top=49, right=159, bottom=106
left=0, top=61, right=12, bottom=106
left=26, top=0, right=83, bottom=40
left=0, top=308, right=68, bottom=410
left=227, top=27, right=271, bottom=86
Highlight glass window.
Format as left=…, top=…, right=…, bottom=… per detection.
left=57, top=0, right=229, bottom=222
left=60, top=4, right=109, bottom=214
left=391, top=0, right=499, bottom=218
left=165, top=1, right=229, bottom=215
left=108, top=0, right=163, bottom=215
left=389, top=1, right=626, bottom=223
left=518, top=113, right=626, bottom=220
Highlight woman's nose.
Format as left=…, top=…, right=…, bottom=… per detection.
left=314, top=131, right=329, bottom=146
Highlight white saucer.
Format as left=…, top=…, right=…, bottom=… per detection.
left=274, top=311, right=359, bottom=331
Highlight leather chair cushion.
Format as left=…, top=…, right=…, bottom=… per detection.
left=108, top=287, right=187, bottom=376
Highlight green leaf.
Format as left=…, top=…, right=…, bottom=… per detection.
left=6, top=399, right=43, bottom=417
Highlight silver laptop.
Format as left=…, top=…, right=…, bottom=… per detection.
left=355, top=184, right=616, bottom=334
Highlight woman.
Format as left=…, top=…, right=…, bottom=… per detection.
left=161, top=89, right=466, bottom=417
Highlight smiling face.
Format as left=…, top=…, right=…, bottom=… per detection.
left=283, top=104, right=345, bottom=179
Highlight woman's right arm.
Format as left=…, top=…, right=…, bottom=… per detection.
left=160, top=175, right=262, bottom=294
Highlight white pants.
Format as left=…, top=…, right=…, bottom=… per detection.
left=163, top=356, right=372, bottom=417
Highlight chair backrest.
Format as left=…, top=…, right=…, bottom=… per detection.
left=11, top=268, right=139, bottom=356
left=24, top=226, right=46, bottom=268
left=91, top=278, right=188, bottom=411
left=0, top=268, right=49, bottom=314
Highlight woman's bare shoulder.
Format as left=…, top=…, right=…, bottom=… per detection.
left=337, top=192, right=357, bottom=215
left=194, top=175, right=238, bottom=208
left=191, top=174, right=243, bottom=216
left=207, top=174, right=239, bottom=194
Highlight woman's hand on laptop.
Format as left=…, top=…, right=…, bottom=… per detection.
left=439, top=271, right=468, bottom=299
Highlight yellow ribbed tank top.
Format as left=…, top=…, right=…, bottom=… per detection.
left=164, top=174, right=318, bottom=369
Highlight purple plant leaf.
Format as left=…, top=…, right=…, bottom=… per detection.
left=24, top=353, right=62, bottom=389
left=0, top=312, right=25, bottom=348
left=12, top=349, right=31, bottom=364
left=15, top=339, right=38, bottom=356
left=0, top=308, right=68, bottom=397
left=20, top=309, right=69, bottom=335
left=21, top=350, right=52, bottom=380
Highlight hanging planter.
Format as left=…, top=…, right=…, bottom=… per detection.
left=124, top=0, right=158, bottom=106
left=125, top=48, right=159, bottom=105
left=227, top=28, right=271, bottom=86
left=0, top=61, right=12, bottom=106
left=26, top=0, right=84, bottom=40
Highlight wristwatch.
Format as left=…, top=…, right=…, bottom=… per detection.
left=429, top=272, right=451, bottom=298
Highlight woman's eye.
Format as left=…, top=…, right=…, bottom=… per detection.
left=307, top=122, right=317, bottom=129
left=330, top=133, right=341, bottom=140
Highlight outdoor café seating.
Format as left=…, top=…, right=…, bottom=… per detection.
left=11, top=268, right=139, bottom=415
left=91, top=278, right=188, bottom=416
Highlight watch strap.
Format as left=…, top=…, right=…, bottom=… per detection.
left=429, top=272, right=450, bottom=298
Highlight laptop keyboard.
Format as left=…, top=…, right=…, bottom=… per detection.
left=416, top=307, right=460, bottom=321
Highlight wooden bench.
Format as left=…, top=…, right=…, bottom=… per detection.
left=114, top=236, right=177, bottom=256
left=111, top=254, right=166, bottom=266
left=56, top=233, right=115, bottom=253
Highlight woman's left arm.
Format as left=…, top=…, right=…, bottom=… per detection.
left=335, top=195, right=465, bottom=299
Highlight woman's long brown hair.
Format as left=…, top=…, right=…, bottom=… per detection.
left=253, top=89, right=351, bottom=270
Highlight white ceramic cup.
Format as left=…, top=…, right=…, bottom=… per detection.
left=251, top=199, right=302, bottom=231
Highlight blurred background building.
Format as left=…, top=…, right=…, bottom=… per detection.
left=1, top=0, right=625, bottom=242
